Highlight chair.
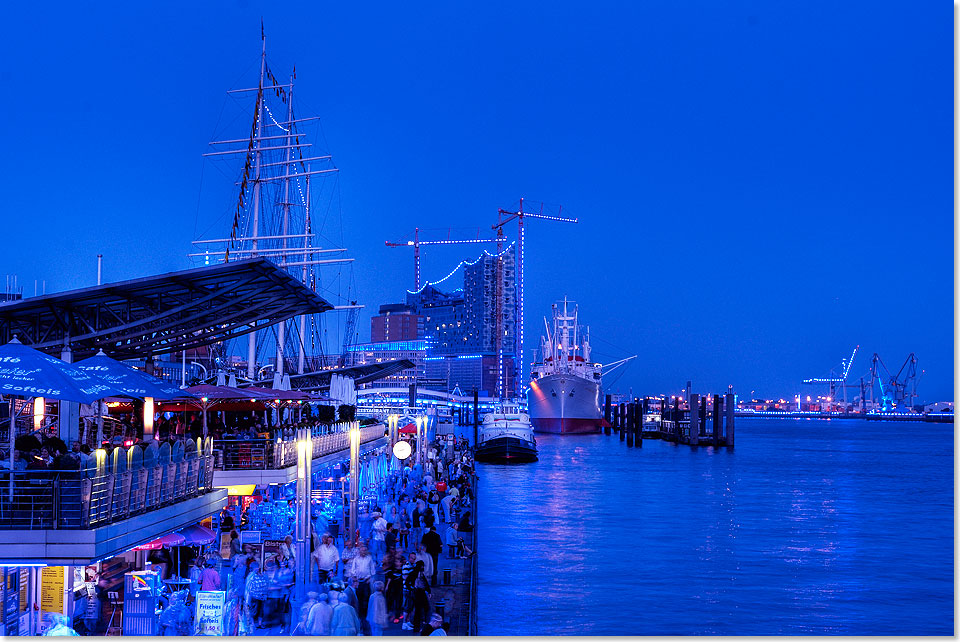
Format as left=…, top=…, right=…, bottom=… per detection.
left=105, top=591, right=123, bottom=636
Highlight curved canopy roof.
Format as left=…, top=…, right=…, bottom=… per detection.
left=0, top=258, right=332, bottom=360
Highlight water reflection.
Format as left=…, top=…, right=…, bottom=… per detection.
left=477, top=420, right=953, bottom=635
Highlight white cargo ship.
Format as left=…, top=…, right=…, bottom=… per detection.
left=527, top=299, right=602, bottom=434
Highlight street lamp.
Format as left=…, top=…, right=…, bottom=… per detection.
left=348, top=422, right=360, bottom=542
left=295, top=426, right=312, bottom=602
left=143, top=397, right=155, bottom=441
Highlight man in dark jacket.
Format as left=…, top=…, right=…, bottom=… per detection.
left=420, top=526, right=443, bottom=586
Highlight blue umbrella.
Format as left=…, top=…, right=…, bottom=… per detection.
left=75, top=351, right=197, bottom=401
left=0, top=337, right=121, bottom=483
left=0, top=338, right=120, bottom=404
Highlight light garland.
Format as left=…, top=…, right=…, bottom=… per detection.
left=407, top=242, right=516, bottom=295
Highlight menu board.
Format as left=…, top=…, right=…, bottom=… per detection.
left=194, top=590, right=226, bottom=636
left=4, top=569, right=19, bottom=636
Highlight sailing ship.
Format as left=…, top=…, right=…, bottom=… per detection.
left=191, top=29, right=359, bottom=386
left=474, top=402, right=538, bottom=463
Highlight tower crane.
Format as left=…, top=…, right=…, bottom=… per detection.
left=493, top=198, right=578, bottom=399
left=385, top=228, right=501, bottom=292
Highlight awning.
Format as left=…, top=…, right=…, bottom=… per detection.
left=399, top=423, right=418, bottom=434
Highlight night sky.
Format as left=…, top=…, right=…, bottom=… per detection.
left=1, top=2, right=951, bottom=402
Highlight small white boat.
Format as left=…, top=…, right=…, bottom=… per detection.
left=475, top=403, right=538, bottom=463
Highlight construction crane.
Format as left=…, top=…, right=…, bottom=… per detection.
left=385, top=228, right=501, bottom=292
left=493, top=198, right=578, bottom=399
left=802, top=345, right=859, bottom=411
left=866, top=353, right=921, bottom=412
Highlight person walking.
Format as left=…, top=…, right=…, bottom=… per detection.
left=296, top=591, right=318, bottom=635
left=366, top=581, right=389, bottom=636
left=384, top=523, right=398, bottom=556
left=371, top=511, right=387, bottom=563
left=330, top=595, right=362, bottom=636
left=244, top=562, right=267, bottom=630
left=306, top=592, right=333, bottom=636
left=410, top=504, right=423, bottom=554
left=400, top=553, right=417, bottom=629
left=407, top=561, right=431, bottom=632
left=313, top=532, right=340, bottom=583
left=444, top=523, right=459, bottom=558
left=384, top=555, right=404, bottom=622
left=421, top=526, right=443, bottom=585
left=200, top=560, right=221, bottom=591
left=348, top=543, right=377, bottom=622
left=415, top=544, right=433, bottom=586
left=341, top=539, right=357, bottom=583
left=421, top=612, right=446, bottom=636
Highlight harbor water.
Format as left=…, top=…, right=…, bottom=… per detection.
left=476, top=418, right=953, bottom=635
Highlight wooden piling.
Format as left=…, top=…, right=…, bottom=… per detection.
left=619, top=403, right=626, bottom=441
left=637, top=398, right=644, bottom=447
left=604, top=394, right=612, bottom=435
left=712, top=394, right=721, bottom=446
left=625, top=402, right=634, bottom=446
left=689, top=393, right=700, bottom=445
left=473, top=388, right=479, bottom=447
left=724, top=392, right=735, bottom=447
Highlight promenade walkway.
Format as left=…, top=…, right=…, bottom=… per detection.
left=225, top=446, right=476, bottom=636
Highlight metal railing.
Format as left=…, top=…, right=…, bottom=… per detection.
left=0, top=452, right=216, bottom=530
left=467, top=470, right=478, bottom=636
left=215, top=423, right=386, bottom=470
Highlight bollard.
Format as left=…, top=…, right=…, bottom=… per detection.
left=724, top=392, right=735, bottom=447
left=689, top=393, right=700, bottom=446
left=442, top=568, right=451, bottom=585
left=435, top=599, right=446, bottom=618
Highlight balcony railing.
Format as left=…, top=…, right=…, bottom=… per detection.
left=0, top=451, right=216, bottom=530
left=215, top=423, right=387, bottom=471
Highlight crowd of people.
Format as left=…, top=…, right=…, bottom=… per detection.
left=214, top=436, right=476, bottom=636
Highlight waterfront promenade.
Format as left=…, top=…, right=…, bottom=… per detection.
left=224, top=445, right=477, bottom=636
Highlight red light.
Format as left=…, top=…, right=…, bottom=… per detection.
left=123, top=440, right=134, bottom=447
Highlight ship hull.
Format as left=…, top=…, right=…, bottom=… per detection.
left=474, top=436, right=539, bottom=463
left=527, top=373, right=601, bottom=434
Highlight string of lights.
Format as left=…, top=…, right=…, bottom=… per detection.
left=263, top=102, right=289, bottom=132
left=406, top=242, right=517, bottom=295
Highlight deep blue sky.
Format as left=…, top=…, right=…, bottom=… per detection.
left=1, top=2, right=952, bottom=402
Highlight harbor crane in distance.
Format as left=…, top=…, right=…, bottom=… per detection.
left=865, top=352, right=921, bottom=412
left=493, top=198, right=578, bottom=399
left=385, top=228, right=501, bottom=292
left=802, top=345, right=859, bottom=412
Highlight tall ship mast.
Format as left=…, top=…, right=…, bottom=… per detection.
left=191, top=29, right=359, bottom=384
left=527, top=298, right=602, bottom=434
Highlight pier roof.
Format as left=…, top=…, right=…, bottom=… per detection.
left=0, top=258, right=333, bottom=359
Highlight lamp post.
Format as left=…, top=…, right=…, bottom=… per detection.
left=414, top=416, right=423, bottom=466
left=349, top=422, right=359, bottom=541
left=295, top=426, right=312, bottom=602
left=143, top=397, right=155, bottom=441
